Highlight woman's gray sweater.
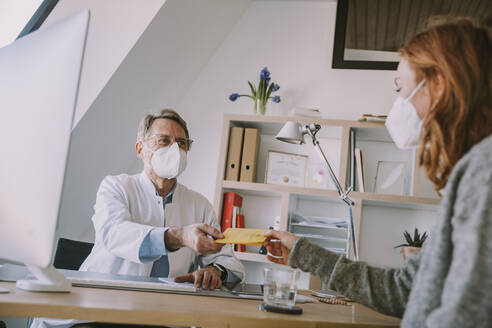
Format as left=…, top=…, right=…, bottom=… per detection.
left=289, top=135, right=492, bottom=328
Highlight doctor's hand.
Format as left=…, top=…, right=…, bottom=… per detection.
left=263, top=230, right=299, bottom=265
left=174, top=266, right=222, bottom=290
left=165, top=224, right=224, bottom=254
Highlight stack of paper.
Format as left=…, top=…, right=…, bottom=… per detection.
left=357, top=114, right=387, bottom=122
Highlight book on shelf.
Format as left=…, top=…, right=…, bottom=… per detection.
left=232, top=207, right=246, bottom=252
left=221, top=192, right=243, bottom=232
left=350, top=129, right=355, bottom=191
left=355, top=148, right=365, bottom=192
left=239, top=128, right=260, bottom=183
left=231, top=206, right=238, bottom=236
left=225, top=127, right=244, bottom=181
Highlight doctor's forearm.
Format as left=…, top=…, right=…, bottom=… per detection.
left=164, top=227, right=184, bottom=251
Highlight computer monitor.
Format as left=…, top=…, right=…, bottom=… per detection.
left=0, top=9, right=89, bottom=292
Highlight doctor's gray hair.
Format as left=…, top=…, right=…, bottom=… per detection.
left=137, top=109, right=190, bottom=141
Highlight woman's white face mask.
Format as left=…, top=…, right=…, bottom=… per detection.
left=150, top=142, right=187, bottom=179
left=386, top=80, right=425, bottom=149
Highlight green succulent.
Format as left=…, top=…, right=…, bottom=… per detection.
left=394, top=228, right=428, bottom=248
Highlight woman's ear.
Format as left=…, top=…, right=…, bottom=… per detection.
left=433, top=70, right=445, bottom=100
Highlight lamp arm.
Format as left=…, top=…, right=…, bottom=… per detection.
left=308, top=134, right=358, bottom=260
left=311, top=139, right=354, bottom=206
left=348, top=204, right=359, bottom=261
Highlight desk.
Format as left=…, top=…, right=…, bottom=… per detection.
left=0, top=282, right=400, bottom=328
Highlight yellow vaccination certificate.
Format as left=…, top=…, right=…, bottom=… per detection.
left=215, top=228, right=267, bottom=245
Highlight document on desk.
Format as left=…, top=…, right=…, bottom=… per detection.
left=158, top=277, right=195, bottom=289
left=215, top=228, right=267, bottom=245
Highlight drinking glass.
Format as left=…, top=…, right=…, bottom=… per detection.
left=263, top=267, right=300, bottom=308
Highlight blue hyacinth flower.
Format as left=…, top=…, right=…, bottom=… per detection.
left=272, top=84, right=280, bottom=91
left=272, top=96, right=281, bottom=103
left=260, top=67, right=270, bottom=80
left=229, top=93, right=240, bottom=101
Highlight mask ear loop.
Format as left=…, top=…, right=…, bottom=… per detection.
left=406, top=80, right=425, bottom=101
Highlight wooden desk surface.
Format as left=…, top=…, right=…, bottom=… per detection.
left=0, top=282, right=400, bottom=328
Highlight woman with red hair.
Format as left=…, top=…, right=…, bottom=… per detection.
left=264, top=18, right=492, bottom=328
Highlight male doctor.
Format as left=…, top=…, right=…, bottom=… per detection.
left=31, top=109, right=244, bottom=328
left=79, top=109, right=244, bottom=287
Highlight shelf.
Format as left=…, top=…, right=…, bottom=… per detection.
left=223, top=180, right=340, bottom=198
left=225, top=113, right=385, bottom=130
left=222, top=181, right=441, bottom=208
left=216, top=114, right=442, bottom=269
left=352, top=191, right=441, bottom=209
left=234, top=251, right=270, bottom=263
left=290, top=223, right=347, bottom=230
left=294, top=233, right=347, bottom=243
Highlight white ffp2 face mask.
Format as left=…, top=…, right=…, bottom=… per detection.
left=150, top=142, right=187, bottom=179
left=386, top=80, right=425, bottom=149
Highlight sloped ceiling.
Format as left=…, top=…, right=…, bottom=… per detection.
left=56, top=0, right=253, bottom=241
left=42, top=0, right=166, bottom=126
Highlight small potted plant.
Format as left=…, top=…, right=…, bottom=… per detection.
left=394, top=228, right=428, bottom=263
left=228, top=67, right=280, bottom=115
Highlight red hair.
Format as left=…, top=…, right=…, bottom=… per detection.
left=400, top=18, right=492, bottom=190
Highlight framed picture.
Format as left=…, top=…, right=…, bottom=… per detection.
left=332, top=0, right=489, bottom=70
left=307, top=164, right=329, bottom=190
left=265, top=151, right=308, bottom=187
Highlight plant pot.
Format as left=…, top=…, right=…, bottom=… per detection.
left=402, top=246, right=421, bottom=264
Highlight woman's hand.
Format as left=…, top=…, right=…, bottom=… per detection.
left=263, top=230, right=299, bottom=265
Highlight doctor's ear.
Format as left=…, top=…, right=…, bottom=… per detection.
left=136, top=141, right=144, bottom=159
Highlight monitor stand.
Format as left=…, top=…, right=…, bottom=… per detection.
left=16, top=265, right=72, bottom=292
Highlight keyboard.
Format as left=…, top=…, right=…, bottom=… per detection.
left=67, top=276, right=196, bottom=293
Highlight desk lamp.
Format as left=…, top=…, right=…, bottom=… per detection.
left=276, top=121, right=358, bottom=261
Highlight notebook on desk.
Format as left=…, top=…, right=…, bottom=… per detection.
left=66, top=275, right=196, bottom=293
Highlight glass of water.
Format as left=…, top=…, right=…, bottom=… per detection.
left=263, top=267, right=300, bottom=308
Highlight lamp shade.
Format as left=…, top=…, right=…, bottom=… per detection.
left=275, top=121, right=305, bottom=144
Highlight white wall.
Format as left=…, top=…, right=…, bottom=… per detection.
left=57, top=0, right=253, bottom=242
left=42, top=0, right=166, bottom=126
left=177, top=0, right=437, bottom=269
left=360, top=204, right=436, bottom=267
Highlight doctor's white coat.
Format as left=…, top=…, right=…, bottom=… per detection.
left=80, top=172, right=244, bottom=278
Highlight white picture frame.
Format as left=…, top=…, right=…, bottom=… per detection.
left=373, top=161, right=406, bottom=195
left=265, top=151, right=308, bottom=187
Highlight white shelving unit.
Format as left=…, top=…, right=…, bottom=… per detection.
left=213, top=114, right=441, bottom=288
